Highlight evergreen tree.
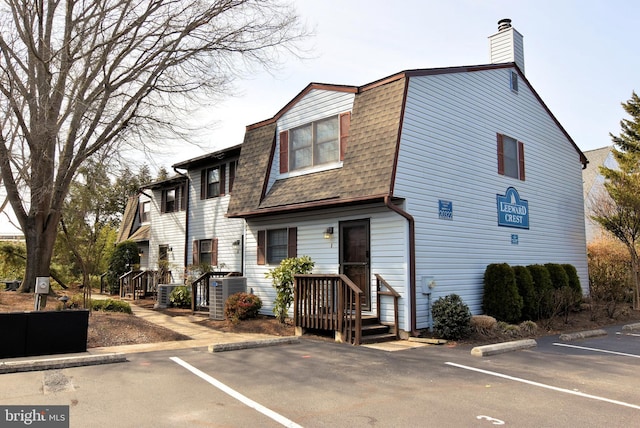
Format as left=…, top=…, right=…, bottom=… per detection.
left=593, top=92, right=640, bottom=309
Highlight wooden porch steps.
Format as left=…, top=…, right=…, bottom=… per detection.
left=359, top=315, right=397, bottom=345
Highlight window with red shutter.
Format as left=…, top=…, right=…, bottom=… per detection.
left=497, top=133, right=525, bottom=181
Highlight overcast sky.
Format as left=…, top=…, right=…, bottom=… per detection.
left=1, top=0, right=638, bottom=234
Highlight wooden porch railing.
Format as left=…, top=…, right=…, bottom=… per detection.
left=375, top=274, right=400, bottom=339
left=293, top=274, right=363, bottom=345
left=119, top=270, right=139, bottom=298
left=119, top=270, right=163, bottom=300
left=191, top=271, right=241, bottom=313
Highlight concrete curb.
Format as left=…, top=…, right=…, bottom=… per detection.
left=0, top=353, right=126, bottom=374
left=622, top=322, right=640, bottom=332
left=471, top=339, right=537, bottom=357
left=209, top=336, right=300, bottom=353
left=559, top=329, right=607, bottom=341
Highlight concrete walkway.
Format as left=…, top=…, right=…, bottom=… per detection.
left=88, top=300, right=289, bottom=356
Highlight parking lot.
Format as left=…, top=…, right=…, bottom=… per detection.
left=1, top=325, right=639, bottom=427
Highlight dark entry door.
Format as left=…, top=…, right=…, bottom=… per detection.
left=339, top=219, right=371, bottom=310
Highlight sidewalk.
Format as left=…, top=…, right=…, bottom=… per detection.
left=89, top=302, right=291, bottom=355
left=0, top=298, right=296, bottom=374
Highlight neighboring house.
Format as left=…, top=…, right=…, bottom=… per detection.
left=226, top=19, right=589, bottom=336
left=173, top=144, right=244, bottom=275
left=117, top=145, right=244, bottom=285
left=582, top=146, right=618, bottom=242
left=117, top=193, right=152, bottom=267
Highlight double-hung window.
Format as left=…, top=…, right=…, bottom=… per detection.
left=257, top=228, right=297, bottom=265
left=192, top=238, right=218, bottom=268
left=280, top=112, right=350, bottom=174
left=497, top=133, right=525, bottom=181
left=161, top=184, right=186, bottom=213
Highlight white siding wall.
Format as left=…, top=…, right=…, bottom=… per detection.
left=187, top=164, right=244, bottom=273
left=148, top=189, right=185, bottom=283
left=244, top=205, right=411, bottom=330
left=267, top=89, right=355, bottom=190
left=396, top=68, right=588, bottom=327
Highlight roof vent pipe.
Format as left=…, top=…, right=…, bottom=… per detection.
left=498, top=18, right=512, bottom=31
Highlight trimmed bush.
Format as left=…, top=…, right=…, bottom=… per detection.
left=169, top=285, right=191, bottom=308
left=545, top=263, right=569, bottom=290
left=513, top=265, right=536, bottom=321
left=588, top=239, right=633, bottom=318
left=527, top=264, right=554, bottom=319
left=431, top=294, right=471, bottom=340
left=225, top=292, right=262, bottom=323
left=562, top=264, right=583, bottom=305
left=482, top=263, right=523, bottom=323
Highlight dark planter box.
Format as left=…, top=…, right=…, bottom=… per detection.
left=0, top=310, right=89, bottom=358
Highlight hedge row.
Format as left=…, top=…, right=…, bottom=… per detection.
left=483, top=263, right=582, bottom=323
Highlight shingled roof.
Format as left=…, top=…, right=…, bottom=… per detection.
left=227, top=77, right=407, bottom=218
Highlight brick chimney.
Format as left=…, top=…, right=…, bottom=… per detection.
left=488, top=18, right=525, bottom=73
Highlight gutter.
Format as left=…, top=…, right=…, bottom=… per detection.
left=173, top=166, right=190, bottom=270
left=384, top=196, right=418, bottom=336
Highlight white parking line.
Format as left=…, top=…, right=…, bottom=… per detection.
left=170, top=357, right=303, bottom=428
left=552, top=343, right=640, bottom=359
left=616, top=332, right=640, bottom=337
left=445, top=362, right=640, bottom=410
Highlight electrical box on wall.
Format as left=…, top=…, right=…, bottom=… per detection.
left=421, top=276, right=436, bottom=294
left=35, top=277, right=50, bottom=294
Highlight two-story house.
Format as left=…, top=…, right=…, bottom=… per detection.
left=226, top=19, right=589, bottom=339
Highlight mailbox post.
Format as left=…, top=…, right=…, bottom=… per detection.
left=34, top=276, right=50, bottom=311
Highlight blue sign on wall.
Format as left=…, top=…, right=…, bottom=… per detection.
left=439, top=200, right=453, bottom=220
left=497, top=187, right=529, bottom=229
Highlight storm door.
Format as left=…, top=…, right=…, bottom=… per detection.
left=339, top=219, right=371, bottom=310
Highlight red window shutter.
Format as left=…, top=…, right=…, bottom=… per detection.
left=257, top=230, right=266, bottom=265
left=339, top=112, right=351, bottom=161
left=279, top=131, right=289, bottom=173
left=138, top=202, right=144, bottom=222
left=192, top=240, right=199, bottom=266
left=220, top=165, right=226, bottom=196
left=288, top=227, right=297, bottom=258
left=212, top=238, right=219, bottom=266
left=497, top=133, right=505, bottom=176
left=518, top=141, right=525, bottom=181
left=200, top=170, right=206, bottom=199
left=229, top=161, right=236, bottom=193
left=160, top=191, right=166, bottom=213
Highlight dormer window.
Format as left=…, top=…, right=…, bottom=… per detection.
left=280, top=112, right=350, bottom=174
left=140, top=201, right=150, bottom=223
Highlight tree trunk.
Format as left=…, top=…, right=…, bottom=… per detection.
left=18, top=213, right=60, bottom=303
left=630, top=248, right=640, bottom=311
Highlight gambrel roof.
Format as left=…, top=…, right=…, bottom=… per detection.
left=228, top=63, right=588, bottom=218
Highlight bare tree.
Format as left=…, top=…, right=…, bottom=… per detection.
left=0, top=0, right=307, bottom=295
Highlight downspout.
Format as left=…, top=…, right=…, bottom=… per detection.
left=173, top=167, right=190, bottom=272
left=384, top=195, right=418, bottom=336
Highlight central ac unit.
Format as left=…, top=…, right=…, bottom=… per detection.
left=209, top=277, right=247, bottom=320
left=155, top=283, right=181, bottom=308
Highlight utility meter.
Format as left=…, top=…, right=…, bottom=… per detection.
left=35, top=277, right=50, bottom=294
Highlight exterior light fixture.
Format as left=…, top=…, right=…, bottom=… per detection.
left=323, top=227, right=334, bottom=239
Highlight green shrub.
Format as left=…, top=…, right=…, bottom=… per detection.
left=482, top=263, right=523, bottom=323
left=105, top=241, right=140, bottom=294
left=225, top=292, right=262, bottom=323
left=431, top=294, right=471, bottom=340
left=92, top=299, right=132, bottom=313
left=513, top=265, right=537, bottom=321
left=169, top=285, right=191, bottom=308
left=545, top=263, right=569, bottom=290
left=562, top=264, right=583, bottom=306
left=527, top=264, right=554, bottom=319
left=265, top=256, right=314, bottom=323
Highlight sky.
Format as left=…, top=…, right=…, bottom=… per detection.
left=1, top=0, right=639, bottom=234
